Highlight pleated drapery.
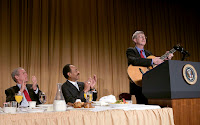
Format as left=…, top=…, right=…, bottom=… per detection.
left=0, top=0, right=200, bottom=106
left=0, top=108, right=174, bottom=125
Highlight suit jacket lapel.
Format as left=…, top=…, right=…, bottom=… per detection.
left=133, top=47, right=140, bottom=57
left=13, top=85, right=20, bottom=94
left=77, top=82, right=84, bottom=91
left=26, top=84, right=35, bottom=99
left=144, top=50, right=151, bottom=57
left=67, top=80, right=80, bottom=91
left=134, top=47, right=151, bottom=58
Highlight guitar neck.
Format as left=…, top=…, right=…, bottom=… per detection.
left=160, top=48, right=176, bottom=60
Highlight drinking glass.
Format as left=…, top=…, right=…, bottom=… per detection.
left=39, top=92, right=47, bottom=104
left=15, top=93, right=23, bottom=108
left=10, top=101, right=18, bottom=107
left=84, top=91, right=93, bottom=102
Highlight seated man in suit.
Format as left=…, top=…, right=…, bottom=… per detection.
left=5, top=67, right=42, bottom=107
left=126, top=31, right=173, bottom=104
left=62, top=64, right=97, bottom=103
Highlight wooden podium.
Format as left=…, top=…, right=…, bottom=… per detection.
left=142, top=60, right=200, bottom=125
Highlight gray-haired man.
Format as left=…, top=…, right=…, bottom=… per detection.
left=5, top=67, right=43, bottom=107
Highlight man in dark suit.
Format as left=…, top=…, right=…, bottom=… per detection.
left=5, top=67, right=42, bottom=107
left=126, top=31, right=173, bottom=104
left=62, top=64, right=97, bottom=103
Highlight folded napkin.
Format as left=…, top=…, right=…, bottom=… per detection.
left=99, top=95, right=116, bottom=103
left=93, top=101, right=108, bottom=106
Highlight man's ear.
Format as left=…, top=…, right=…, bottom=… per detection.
left=133, top=38, right=136, bottom=44
left=15, top=75, right=19, bottom=81
left=67, top=72, right=71, bottom=77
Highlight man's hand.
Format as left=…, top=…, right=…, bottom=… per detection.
left=164, top=51, right=174, bottom=60
left=167, top=53, right=174, bottom=60
left=20, top=80, right=26, bottom=93
left=90, top=74, right=97, bottom=89
left=83, top=78, right=91, bottom=92
left=32, top=76, right=38, bottom=90
left=153, top=57, right=164, bottom=65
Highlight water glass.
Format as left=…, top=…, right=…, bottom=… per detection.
left=39, top=92, right=47, bottom=104
left=84, top=91, right=93, bottom=102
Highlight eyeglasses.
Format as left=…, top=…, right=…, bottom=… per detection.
left=137, top=36, right=147, bottom=39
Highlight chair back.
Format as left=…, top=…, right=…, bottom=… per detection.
left=119, top=93, right=131, bottom=100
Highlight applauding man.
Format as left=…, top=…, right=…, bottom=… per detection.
left=5, top=67, right=43, bottom=107
left=62, top=64, right=97, bottom=103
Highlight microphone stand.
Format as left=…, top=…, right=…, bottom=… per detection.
left=173, top=44, right=190, bottom=61
left=181, top=53, right=187, bottom=61
left=181, top=50, right=190, bottom=61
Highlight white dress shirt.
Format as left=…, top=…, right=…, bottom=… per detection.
left=68, top=80, right=80, bottom=91
left=68, top=80, right=97, bottom=93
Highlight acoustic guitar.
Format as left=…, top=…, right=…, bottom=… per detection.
left=127, top=44, right=180, bottom=87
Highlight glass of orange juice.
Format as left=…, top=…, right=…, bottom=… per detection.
left=84, top=91, right=93, bottom=102
left=15, top=93, right=23, bottom=108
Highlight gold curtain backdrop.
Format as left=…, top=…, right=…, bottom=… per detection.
left=0, top=0, right=200, bottom=106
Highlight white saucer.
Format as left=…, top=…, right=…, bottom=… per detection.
left=67, top=107, right=95, bottom=110
left=37, top=104, right=53, bottom=107
left=109, top=104, right=131, bottom=108
left=27, top=108, right=45, bottom=113
left=92, top=101, right=109, bottom=106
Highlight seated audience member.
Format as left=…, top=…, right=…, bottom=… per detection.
left=5, top=67, right=43, bottom=107
left=62, top=64, right=97, bottom=103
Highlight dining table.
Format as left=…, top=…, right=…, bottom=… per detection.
left=0, top=103, right=174, bottom=125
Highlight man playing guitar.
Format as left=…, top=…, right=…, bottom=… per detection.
left=126, top=31, right=173, bottom=104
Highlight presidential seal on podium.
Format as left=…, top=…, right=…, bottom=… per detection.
left=183, top=64, right=198, bottom=85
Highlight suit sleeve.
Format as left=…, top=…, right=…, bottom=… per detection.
left=126, top=48, right=152, bottom=67
left=27, top=84, right=42, bottom=105
left=78, top=83, right=98, bottom=102
left=62, top=82, right=97, bottom=103
left=32, top=85, right=42, bottom=97
left=92, top=92, right=97, bottom=101
left=34, top=88, right=42, bottom=105
left=5, top=89, right=16, bottom=102
left=62, top=84, right=85, bottom=103
left=79, top=91, right=86, bottom=102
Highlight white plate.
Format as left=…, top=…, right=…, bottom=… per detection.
left=37, top=104, right=53, bottom=107
left=27, top=108, right=45, bottom=113
left=109, top=104, right=131, bottom=108
left=20, top=107, right=44, bottom=112
left=67, top=107, right=95, bottom=110
left=92, top=101, right=109, bottom=106
left=20, top=107, right=29, bottom=112
left=0, top=107, right=3, bottom=112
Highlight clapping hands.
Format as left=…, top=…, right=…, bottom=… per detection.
left=90, top=75, right=97, bottom=89
left=84, top=74, right=97, bottom=92
left=19, top=75, right=38, bottom=92
left=20, top=80, right=27, bottom=93
left=32, top=76, right=38, bottom=90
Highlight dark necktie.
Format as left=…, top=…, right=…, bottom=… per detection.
left=23, top=89, right=32, bottom=101
left=140, top=50, right=145, bottom=58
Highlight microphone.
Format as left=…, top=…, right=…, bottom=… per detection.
left=173, top=44, right=190, bottom=61
left=180, top=48, right=190, bottom=61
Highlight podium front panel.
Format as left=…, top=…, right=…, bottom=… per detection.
left=142, top=60, right=200, bottom=99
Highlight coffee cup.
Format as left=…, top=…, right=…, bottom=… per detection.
left=29, top=101, right=36, bottom=108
